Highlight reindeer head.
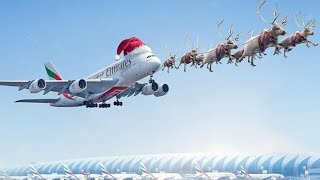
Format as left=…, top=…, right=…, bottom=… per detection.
left=217, top=20, right=239, bottom=51
left=258, top=0, right=287, bottom=37
left=169, top=53, right=176, bottom=62
left=295, top=11, right=316, bottom=36
left=184, top=35, right=199, bottom=57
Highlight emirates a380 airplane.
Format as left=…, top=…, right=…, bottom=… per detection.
left=0, top=37, right=169, bottom=108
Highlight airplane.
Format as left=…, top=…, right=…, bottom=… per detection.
left=139, top=163, right=182, bottom=180
left=185, top=161, right=236, bottom=180
left=0, top=37, right=168, bottom=108
left=0, top=170, right=27, bottom=180
left=89, top=163, right=142, bottom=180
left=63, top=164, right=83, bottom=180
left=237, top=166, right=284, bottom=180
left=29, top=165, right=65, bottom=180
left=0, top=170, right=10, bottom=180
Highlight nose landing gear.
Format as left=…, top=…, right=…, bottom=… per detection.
left=114, top=100, right=123, bottom=106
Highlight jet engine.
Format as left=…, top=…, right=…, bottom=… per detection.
left=69, top=79, right=87, bottom=94
left=142, top=82, right=159, bottom=95
left=154, top=84, right=169, bottom=97
left=29, top=79, right=46, bottom=93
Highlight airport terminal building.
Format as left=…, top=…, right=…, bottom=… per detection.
left=5, top=153, right=320, bottom=178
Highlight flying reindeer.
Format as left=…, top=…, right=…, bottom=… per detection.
left=191, top=54, right=205, bottom=68
left=176, top=35, right=199, bottom=72
left=238, top=0, right=287, bottom=67
left=162, top=53, right=177, bottom=73
left=277, top=12, right=318, bottom=58
left=232, top=30, right=264, bottom=66
left=200, top=20, right=239, bottom=72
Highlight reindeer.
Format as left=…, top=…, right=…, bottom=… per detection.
left=191, top=54, right=205, bottom=68
left=200, top=21, right=239, bottom=72
left=232, top=31, right=264, bottom=66
left=277, top=12, right=318, bottom=58
left=239, top=0, right=287, bottom=67
left=162, top=54, right=177, bottom=73
left=176, top=35, right=199, bottom=72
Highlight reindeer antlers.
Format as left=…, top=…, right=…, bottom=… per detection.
left=258, top=0, right=270, bottom=24
left=295, top=11, right=316, bottom=28
left=258, top=0, right=286, bottom=25
left=217, top=20, right=225, bottom=40
left=217, top=20, right=235, bottom=41
left=295, top=11, right=303, bottom=28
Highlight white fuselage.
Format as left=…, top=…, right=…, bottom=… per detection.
left=186, top=172, right=237, bottom=180
left=141, top=173, right=182, bottom=180
left=50, top=47, right=161, bottom=107
left=91, top=173, right=142, bottom=180
left=237, top=173, right=284, bottom=180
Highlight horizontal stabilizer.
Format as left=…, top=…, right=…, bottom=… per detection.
left=15, top=99, right=59, bottom=103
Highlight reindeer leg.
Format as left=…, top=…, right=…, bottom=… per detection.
left=200, top=62, right=204, bottom=68
left=184, top=63, right=187, bottom=72
left=209, top=62, right=213, bottom=72
left=307, top=40, right=318, bottom=47
left=167, top=67, right=170, bottom=73
left=162, top=65, right=165, bottom=71
left=250, top=55, right=256, bottom=67
left=176, top=62, right=181, bottom=69
left=283, top=48, right=288, bottom=58
left=247, top=56, right=250, bottom=63
left=306, top=42, right=311, bottom=48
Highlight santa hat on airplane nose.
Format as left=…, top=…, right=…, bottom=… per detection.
left=115, top=37, right=145, bottom=60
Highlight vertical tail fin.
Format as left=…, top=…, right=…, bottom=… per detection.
left=140, top=163, right=155, bottom=179
left=1, top=170, right=9, bottom=178
left=44, top=61, right=63, bottom=80
left=240, top=166, right=253, bottom=179
left=44, top=61, right=74, bottom=100
left=193, top=161, right=210, bottom=179
left=63, top=164, right=80, bottom=180
left=99, top=163, right=115, bottom=179
left=29, top=165, right=46, bottom=180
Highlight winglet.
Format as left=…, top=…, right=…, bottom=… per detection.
left=44, top=61, right=63, bottom=80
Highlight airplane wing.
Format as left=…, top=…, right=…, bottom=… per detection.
left=15, top=99, right=59, bottom=103
left=0, top=78, right=119, bottom=99
left=116, top=82, right=147, bottom=98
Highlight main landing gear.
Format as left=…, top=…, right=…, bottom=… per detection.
left=84, top=101, right=121, bottom=108
left=114, top=99, right=123, bottom=106
left=98, top=103, right=111, bottom=108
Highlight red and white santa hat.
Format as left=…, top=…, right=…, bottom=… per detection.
left=115, top=37, right=145, bottom=60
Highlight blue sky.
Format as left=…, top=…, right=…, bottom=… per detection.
left=0, top=0, right=320, bottom=168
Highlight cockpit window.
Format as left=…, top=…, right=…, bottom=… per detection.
left=147, top=54, right=155, bottom=58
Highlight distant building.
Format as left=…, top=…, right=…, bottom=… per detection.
left=5, top=153, right=320, bottom=178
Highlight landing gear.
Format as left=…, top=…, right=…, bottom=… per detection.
left=149, top=74, right=155, bottom=84
left=114, top=100, right=123, bottom=106
left=99, top=103, right=111, bottom=108
left=85, top=101, right=98, bottom=108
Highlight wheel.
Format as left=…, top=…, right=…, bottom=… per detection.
left=114, top=101, right=117, bottom=106
left=107, top=104, right=111, bottom=108
left=98, top=104, right=102, bottom=108
left=119, top=102, right=123, bottom=106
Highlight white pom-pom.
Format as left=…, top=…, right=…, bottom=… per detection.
left=115, top=54, right=120, bottom=60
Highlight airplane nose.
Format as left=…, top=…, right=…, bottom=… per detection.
left=282, top=31, right=286, bottom=35
left=152, top=56, right=161, bottom=71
